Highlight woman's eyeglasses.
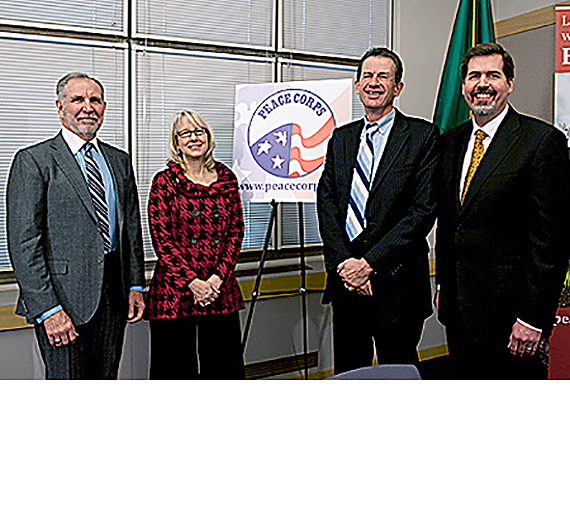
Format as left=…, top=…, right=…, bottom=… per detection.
left=177, top=128, right=206, bottom=139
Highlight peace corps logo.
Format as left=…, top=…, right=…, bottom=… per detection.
left=247, top=88, right=336, bottom=179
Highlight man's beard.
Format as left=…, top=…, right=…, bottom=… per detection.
left=63, top=108, right=102, bottom=137
left=472, top=100, right=496, bottom=116
left=471, top=88, right=496, bottom=116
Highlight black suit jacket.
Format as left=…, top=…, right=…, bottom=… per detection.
left=317, top=109, right=439, bottom=325
left=435, top=107, right=570, bottom=343
left=7, top=132, right=145, bottom=325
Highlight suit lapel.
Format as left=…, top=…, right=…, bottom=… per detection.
left=460, top=109, right=521, bottom=211
left=370, top=110, right=408, bottom=194
left=452, top=123, right=472, bottom=215
left=50, top=132, right=98, bottom=223
left=339, top=121, right=364, bottom=213
left=100, top=142, right=123, bottom=230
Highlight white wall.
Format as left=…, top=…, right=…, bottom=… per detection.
left=395, top=0, right=459, bottom=119
left=495, top=0, right=554, bottom=21
left=394, top=0, right=560, bottom=120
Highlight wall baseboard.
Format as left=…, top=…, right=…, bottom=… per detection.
left=418, top=343, right=448, bottom=361
left=244, top=344, right=449, bottom=380
left=245, top=351, right=319, bottom=379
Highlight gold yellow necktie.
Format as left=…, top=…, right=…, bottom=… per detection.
left=461, top=129, right=487, bottom=205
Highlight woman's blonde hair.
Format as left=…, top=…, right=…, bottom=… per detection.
left=167, top=109, right=216, bottom=171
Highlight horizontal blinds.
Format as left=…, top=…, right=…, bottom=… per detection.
left=281, top=0, right=390, bottom=57
left=280, top=203, right=321, bottom=246
left=0, top=0, right=392, bottom=268
left=136, top=0, right=274, bottom=47
left=135, top=49, right=274, bottom=258
left=0, top=0, right=123, bottom=32
left=0, top=35, right=125, bottom=268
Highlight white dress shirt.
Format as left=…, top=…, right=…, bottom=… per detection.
left=458, top=105, right=509, bottom=198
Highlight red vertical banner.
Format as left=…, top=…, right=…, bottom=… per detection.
left=548, top=309, right=570, bottom=379
left=556, top=7, right=570, bottom=145
left=556, top=7, right=570, bottom=73
left=552, top=8, right=570, bottom=378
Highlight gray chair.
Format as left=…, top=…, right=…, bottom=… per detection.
left=327, top=364, right=421, bottom=380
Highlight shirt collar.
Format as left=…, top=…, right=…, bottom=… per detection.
left=61, top=126, right=101, bottom=155
left=471, top=104, right=509, bottom=140
left=366, top=107, right=396, bottom=135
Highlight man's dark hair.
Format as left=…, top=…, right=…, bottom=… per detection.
left=357, top=47, right=403, bottom=84
left=460, top=42, right=515, bottom=83
left=56, top=72, right=105, bottom=102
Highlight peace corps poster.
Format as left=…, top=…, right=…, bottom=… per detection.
left=232, top=78, right=352, bottom=203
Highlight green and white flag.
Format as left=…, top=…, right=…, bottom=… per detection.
left=433, top=0, right=496, bottom=133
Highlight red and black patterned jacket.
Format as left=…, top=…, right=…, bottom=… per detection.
left=146, top=161, right=244, bottom=319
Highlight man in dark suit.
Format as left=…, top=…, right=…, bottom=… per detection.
left=317, top=48, right=439, bottom=375
left=435, top=43, right=570, bottom=379
left=7, top=72, right=145, bottom=379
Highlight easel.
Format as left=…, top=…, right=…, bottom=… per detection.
left=241, top=200, right=311, bottom=379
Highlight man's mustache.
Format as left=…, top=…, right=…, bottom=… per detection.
left=471, top=87, right=496, bottom=100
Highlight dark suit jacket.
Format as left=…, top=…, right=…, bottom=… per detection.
left=435, top=107, right=570, bottom=343
left=317, top=109, right=439, bottom=325
left=7, top=132, right=144, bottom=325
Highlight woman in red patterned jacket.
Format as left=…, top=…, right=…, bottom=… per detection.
left=146, top=109, right=245, bottom=379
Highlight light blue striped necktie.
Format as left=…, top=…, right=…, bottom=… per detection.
left=346, top=122, right=379, bottom=242
left=83, top=142, right=111, bottom=253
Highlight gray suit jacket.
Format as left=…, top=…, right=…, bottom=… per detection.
left=7, top=131, right=144, bottom=325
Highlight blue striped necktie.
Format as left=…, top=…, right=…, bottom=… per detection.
left=84, top=142, right=111, bottom=253
left=346, top=122, right=379, bottom=242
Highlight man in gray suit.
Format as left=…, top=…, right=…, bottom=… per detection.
left=7, top=72, right=145, bottom=379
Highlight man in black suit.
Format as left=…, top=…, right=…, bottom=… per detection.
left=435, top=43, right=570, bottom=379
left=317, top=48, right=439, bottom=375
left=7, top=72, right=145, bottom=379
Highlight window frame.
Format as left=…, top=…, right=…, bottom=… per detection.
left=0, top=0, right=393, bottom=274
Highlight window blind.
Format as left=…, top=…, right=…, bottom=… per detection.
left=0, top=0, right=124, bottom=32
left=0, top=0, right=391, bottom=269
left=135, top=49, right=274, bottom=258
left=0, top=35, right=125, bottom=268
left=136, top=0, right=274, bottom=48
left=281, top=0, right=390, bottom=57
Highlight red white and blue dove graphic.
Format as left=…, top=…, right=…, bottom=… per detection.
left=250, top=117, right=335, bottom=179
left=247, top=88, right=336, bottom=179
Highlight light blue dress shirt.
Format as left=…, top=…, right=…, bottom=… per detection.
left=362, top=107, right=396, bottom=184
